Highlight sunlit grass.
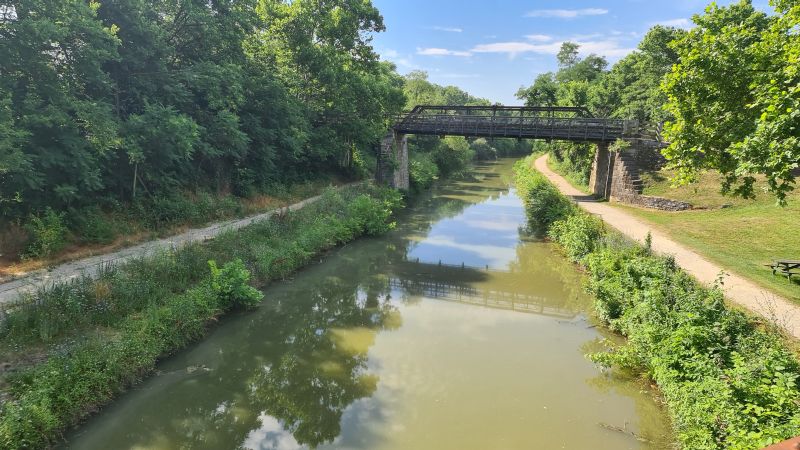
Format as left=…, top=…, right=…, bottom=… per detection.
left=622, top=169, right=800, bottom=302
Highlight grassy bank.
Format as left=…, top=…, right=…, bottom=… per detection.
left=0, top=179, right=341, bottom=282
left=0, top=184, right=402, bottom=449
left=623, top=169, right=800, bottom=303
left=515, top=157, right=800, bottom=449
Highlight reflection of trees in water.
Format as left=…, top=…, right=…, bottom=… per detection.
left=96, top=264, right=399, bottom=450
left=245, top=275, right=399, bottom=448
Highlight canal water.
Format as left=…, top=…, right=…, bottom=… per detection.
left=64, top=159, right=671, bottom=449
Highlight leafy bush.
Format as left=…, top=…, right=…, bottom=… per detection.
left=548, top=212, right=604, bottom=262
left=208, top=259, right=263, bottom=309
left=513, top=157, right=576, bottom=231
left=470, top=138, right=497, bottom=160
left=23, top=208, right=68, bottom=259
left=409, top=153, right=439, bottom=192
left=432, top=136, right=474, bottom=175
left=69, top=207, right=119, bottom=245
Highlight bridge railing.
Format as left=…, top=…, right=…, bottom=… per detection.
left=392, top=113, right=626, bottom=141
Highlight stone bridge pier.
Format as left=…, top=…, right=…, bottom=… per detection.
left=376, top=131, right=409, bottom=190
left=589, top=142, right=613, bottom=199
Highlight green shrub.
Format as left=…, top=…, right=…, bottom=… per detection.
left=409, top=153, right=439, bottom=192
left=432, top=136, right=474, bottom=175
left=208, top=259, right=263, bottom=309
left=514, top=157, right=576, bottom=231
left=69, top=207, right=118, bottom=245
left=549, top=212, right=604, bottom=262
left=23, top=208, right=68, bottom=259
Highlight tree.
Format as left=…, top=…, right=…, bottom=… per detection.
left=662, top=1, right=779, bottom=200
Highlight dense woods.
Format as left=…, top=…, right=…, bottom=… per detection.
left=517, top=0, right=799, bottom=203
left=0, top=0, right=404, bottom=224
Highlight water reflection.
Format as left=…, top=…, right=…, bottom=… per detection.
left=64, top=159, right=670, bottom=450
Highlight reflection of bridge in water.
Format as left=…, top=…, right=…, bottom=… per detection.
left=388, top=259, right=579, bottom=319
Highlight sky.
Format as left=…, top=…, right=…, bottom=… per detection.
left=371, top=0, right=771, bottom=105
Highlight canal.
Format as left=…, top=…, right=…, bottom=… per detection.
left=64, top=159, right=671, bottom=449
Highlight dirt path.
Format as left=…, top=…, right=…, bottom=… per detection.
left=535, top=154, right=800, bottom=339
left=0, top=187, right=349, bottom=306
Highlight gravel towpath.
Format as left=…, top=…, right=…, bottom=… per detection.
left=535, top=154, right=800, bottom=339
left=0, top=188, right=343, bottom=306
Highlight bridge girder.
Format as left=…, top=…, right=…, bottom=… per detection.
left=392, top=105, right=634, bottom=143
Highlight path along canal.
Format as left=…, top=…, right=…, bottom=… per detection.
left=63, top=159, right=671, bottom=450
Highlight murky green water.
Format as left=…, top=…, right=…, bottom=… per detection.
left=64, top=159, right=671, bottom=450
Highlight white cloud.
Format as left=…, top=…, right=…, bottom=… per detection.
left=471, top=42, right=562, bottom=58
left=431, top=26, right=463, bottom=33
left=438, top=73, right=482, bottom=79
left=471, top=39, right=635, bottom=59
left=653, top=18, right=692, bottom=28
left=525, top=8, right=609, bottom=19
left=417, top=47, right=472, bottom=57
left=525, top=34, right=553, bottom=42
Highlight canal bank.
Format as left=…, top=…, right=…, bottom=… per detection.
left=62, top=159, right=671, bottom=449
left=515, top=156, right=800, bottom=449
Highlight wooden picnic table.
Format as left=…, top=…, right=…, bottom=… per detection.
left=768, top=260, right=800, bottom=280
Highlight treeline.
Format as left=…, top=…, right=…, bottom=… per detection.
left=517, top=0, right=799, bottom=203
left=403, top=71, right=532, bottom=191
left=0, top=0, right=404, bottom=222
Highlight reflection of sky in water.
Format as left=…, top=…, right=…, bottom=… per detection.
left=244, top=415, right=303, bottom=450
left=407, top=189, right=526, bottom=269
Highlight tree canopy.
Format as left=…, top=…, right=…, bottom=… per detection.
left=516, top=0, right=799, bottom=203
left=0, top=0, right=405, bottom=221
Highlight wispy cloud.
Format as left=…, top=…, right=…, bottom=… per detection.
left=525, top=8, right=609, bottom=19
left=471, top=39, right=634, bottom=59
left=472, top=42, right=561, bottom=58
left=417, top=47, right=472, bottom=57
left=430, top=26, right=463, bottom=33
left=438, top=73, right=481, bottom=79
left=653, top=18, right=691, bottom=28
left=525, top=34, right=553, bottom=42
left=379, top=48, right=421, bottom=70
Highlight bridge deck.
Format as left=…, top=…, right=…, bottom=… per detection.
left=392, top=105, right=627, bottom=142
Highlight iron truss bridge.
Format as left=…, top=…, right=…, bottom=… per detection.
left=391, top=105, right=637, bottom=143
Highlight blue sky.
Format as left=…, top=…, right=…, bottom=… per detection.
left=371, top=0, right=771, bottom=105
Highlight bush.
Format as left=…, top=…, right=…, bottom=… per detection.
left=208, top=259, right=264, bottom=309
left=514, top=157, right=576, bottom=231
left=409, top=153, right=439, bottom=192
left=68, top=207, right=118, bottom=245
left=23, top=208, right=68, bottom=259
left=549, top=212, right=604, bottom=262
left=470, top=138, right=497, bottom=160
left=432, top=136, right=474, bottom=175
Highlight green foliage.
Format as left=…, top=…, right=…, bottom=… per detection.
left=513, top=157, right=577, bottom=231
left=23, top=208, right=68, bottom=259
left=409, top=153, right=439, bottom=192
left=0, top=0, right=405, bottom=229
left=663, top=0, right=799, bottom=203
left=209, top=259, right=264, bottom=309
left=513, top=160, right=800, bottom=449
left=68, top=207, right=118, bottom=245
left=549, top=213, right=605, bottom=262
